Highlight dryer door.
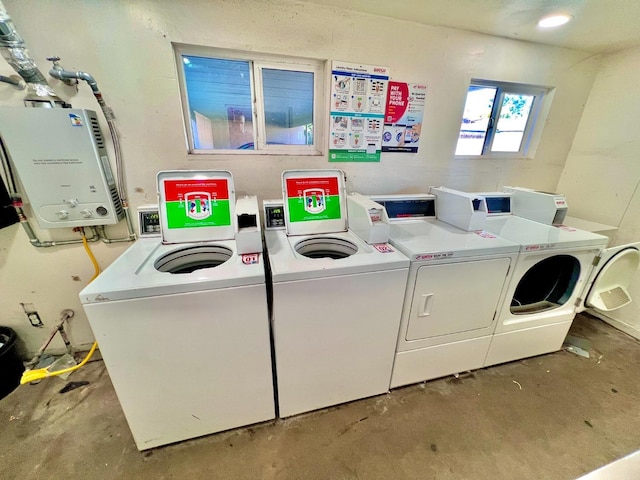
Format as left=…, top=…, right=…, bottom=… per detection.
left=578, top=242, right=640, bottom=312
left=406, top=257, right=511, bottom=341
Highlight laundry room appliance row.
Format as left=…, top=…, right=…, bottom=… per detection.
left=430, top=186, right=640, bottom=366
left=79, top=170, right=640, bottom=450
left=79, top=169, right=411, bottom=449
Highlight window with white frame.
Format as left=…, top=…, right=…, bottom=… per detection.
left=174, top=45, right=325, bottom=155
left=455, top=79, right=551, bottom=157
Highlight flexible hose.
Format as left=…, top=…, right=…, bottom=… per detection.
left=82, top=231, right=101, bottom=282
left=20, top=342, right=98, bottom=384
left=20, top=230, right=101, bottom=384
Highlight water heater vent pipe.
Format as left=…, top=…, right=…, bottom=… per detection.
left=0, top=1, right=62, bottom=104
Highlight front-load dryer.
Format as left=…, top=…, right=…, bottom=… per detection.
left=366, top=194, right=520, bottom=388
left=79, top=170, right=275, bottom=450
left=431, top=187, right=640, bottom=367
left=263, top=170, right=409, bottom=418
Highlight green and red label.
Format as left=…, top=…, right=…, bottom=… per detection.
left=163, top=179, right=231, bottom=229
left=285, top=177, right=342, bottom=223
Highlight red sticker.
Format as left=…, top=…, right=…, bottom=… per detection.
left=385, top=81, right=410, bottom=123
left=285, top=177, right=340, bottom=198
left=242, top=253, right=259, bottom=265
left=163, top=179, right=229, bottom=202
left=373, top=243, right=394, bottom=253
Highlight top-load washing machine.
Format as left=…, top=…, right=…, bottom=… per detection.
left=263, top=170, right=409, bottom=418
left=431, top=187, right=640, bottom=367
left=362, top=193, right=520, bottom=388
left=79, top=170, right=275, bottom=450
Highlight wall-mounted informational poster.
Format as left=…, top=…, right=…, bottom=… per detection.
left=329, top=61, right=389, bottom=162
left=382, top=82, right=427, bottom=153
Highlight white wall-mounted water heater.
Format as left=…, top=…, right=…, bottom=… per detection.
left=0, top=107, right=124, bottom=229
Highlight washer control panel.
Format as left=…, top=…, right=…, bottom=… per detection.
left=263, top=200, right=285, bottom=230
left=137, top=205, right=161, bottom=237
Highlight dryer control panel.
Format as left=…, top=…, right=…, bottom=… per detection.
left=368, top=194, right=436, bottom=221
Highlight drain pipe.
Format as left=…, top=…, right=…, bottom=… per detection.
left=0, top=2, right=65, bottom=106
left=48, top=58, right=136, bottom=243
left=25, top=309, right=75, bottom=370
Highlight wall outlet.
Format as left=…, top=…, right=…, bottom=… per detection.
left=21, top=303, right=44, bottom=327
left=27, top=311, right=43, bottom=327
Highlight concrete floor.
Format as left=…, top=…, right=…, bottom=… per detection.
left=1, top=313, right=640, bottom=480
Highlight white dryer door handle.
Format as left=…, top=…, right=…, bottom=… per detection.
left=418, top=293, right=434, bottom=317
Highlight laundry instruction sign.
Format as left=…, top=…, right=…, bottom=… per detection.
left=329, top=61, right=389, bottom=162
left=162, top=179, right=231, bottom=229
left=285, top=177, right=341, bottom=222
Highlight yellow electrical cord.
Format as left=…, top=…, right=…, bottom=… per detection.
left=20, top=230, right=101, bottom=385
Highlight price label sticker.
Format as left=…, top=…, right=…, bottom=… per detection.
left=242, top=253, right=259, bottom=265
left=373, top=243, right=394, bottom=253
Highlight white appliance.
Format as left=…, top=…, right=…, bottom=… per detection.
left=263, top=170, right=409, bottom=418
left=366, top=194, right=520, bottom=388
left=431, top=187, right=640, bottom=367
left=502, top=186, right=568, bottom=225
left=0, top=107, right=123, bottom=228
left=79, top=170, right=274, bottom=450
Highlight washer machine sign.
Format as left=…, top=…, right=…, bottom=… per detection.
left=373, top=243, right=395, bottom=253
left=242, top=253, right=260, bottom=265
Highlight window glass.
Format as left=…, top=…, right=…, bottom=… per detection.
left=262, top=68, right=314, bottom=146
left=492, top=94, right=534, bottom=152
left=455, top=80, right=549, bottom=158
left=455, top=86, right=496, bottom=156
left=176, top=46, right=324, bottom=155
left=182, top=55, right=254, bottom=150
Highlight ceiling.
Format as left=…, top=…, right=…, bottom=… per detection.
left=298, top=0, right=640, bottom=54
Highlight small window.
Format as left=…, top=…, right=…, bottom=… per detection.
left=455, top=79, right=550, bottom=157
left=174, top=45, right=324, bottom=155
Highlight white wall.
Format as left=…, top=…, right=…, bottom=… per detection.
left=0, top=0, right=600, bottom=355
left=557, top=45, right=640, bottom=337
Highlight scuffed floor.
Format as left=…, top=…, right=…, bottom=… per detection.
left=2, top=313, right=640, bottom=480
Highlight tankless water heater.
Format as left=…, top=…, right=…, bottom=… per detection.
left=0, top=107, right=123, bottom=229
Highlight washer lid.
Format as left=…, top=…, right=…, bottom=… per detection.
left=282, top=169, right=347, bottom=235
left=157, top=170, right=236, bottom=244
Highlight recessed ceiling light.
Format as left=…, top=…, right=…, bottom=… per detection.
left=538, top=14, right=573, bottom=28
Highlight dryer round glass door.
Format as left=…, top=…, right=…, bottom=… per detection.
left=154, top=245, right=233, bottom=274
left=511, top=255, right=581, bottom=314
left=294, top=237, right=358, bottom=259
